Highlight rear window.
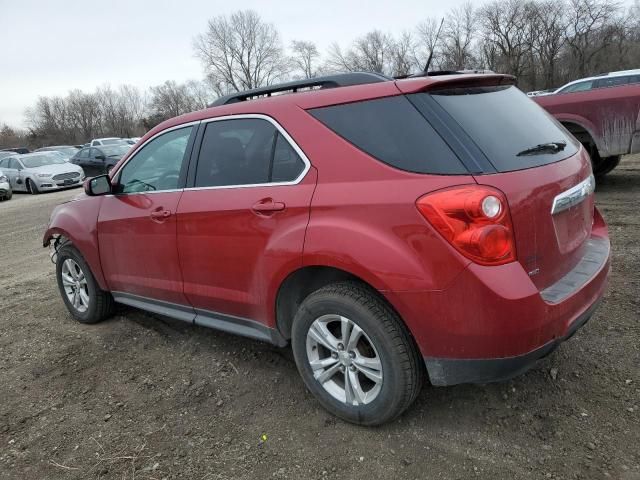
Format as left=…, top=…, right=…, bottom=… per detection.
left=428, top=85, right=578, bottom=172
left=309, top=96, right=466, bottom=174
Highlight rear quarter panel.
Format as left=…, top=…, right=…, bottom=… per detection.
left=534, top=84, right=640, bottom=156
left=279, top=107, right=475, bottom=292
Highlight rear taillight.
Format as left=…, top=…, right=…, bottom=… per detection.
left=416, top=185, right=516, bottom=266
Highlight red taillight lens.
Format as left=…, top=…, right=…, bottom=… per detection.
left=416, top=186, right=516, bottom=266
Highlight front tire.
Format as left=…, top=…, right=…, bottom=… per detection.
left=27, top=178, right=39, bottom=195
left=291, top=282, right=423, bottom=426
left=56, top=245, right=114, bottom=324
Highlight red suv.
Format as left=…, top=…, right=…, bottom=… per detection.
left=44, top=72, right=610, bottom=425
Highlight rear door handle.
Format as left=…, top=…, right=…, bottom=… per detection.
left=150, top=209, right=172, bottom=222
left=252, top=199, right=286, bottom=214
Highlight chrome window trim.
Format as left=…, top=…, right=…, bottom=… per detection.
left=550, top=174, right=595, bottom=215
left=185, top=113, right=311, bottom=191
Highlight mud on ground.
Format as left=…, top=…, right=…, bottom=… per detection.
left=0, top=157, right=638, bottom=480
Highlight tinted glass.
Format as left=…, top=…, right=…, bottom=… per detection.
left=195, top=119, right=276, bottom=187
left=79, top=148, right=90, bottom=159
left=272, top=133, right=305, bottom=182
left=9, top=158, right=22, bottom=169
left=89, top=148, right=101, bottom=159
left=429, top=85, right=578, bottom=172
left=118, top=126, right=192, bottom=193
left=595, top=76, right=630, bottom=88
left=309, top=96, right=465, bottom=174
left=0, top=158, right=8, bottom=168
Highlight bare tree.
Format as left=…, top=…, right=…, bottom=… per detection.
left=326, top=30, right=394, bottom=74
left=390, top=32, right=417, bottom=76
left=565, top=0, right=622, bottom=76
left=193, top=10, right=289, bottom=94
left=531, top=0, right=569, bottom=88
left=416, top=17, right=443, bottom=70
left=291, top=40, right=320, bottom=79
left=479, top=0, right=533, bottom=79
left=441, top=2, right=477, bottom=70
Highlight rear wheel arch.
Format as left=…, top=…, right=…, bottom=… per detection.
left=560, top=120, right=605, bottom=157
left=275, top=265, right=418, bottom=347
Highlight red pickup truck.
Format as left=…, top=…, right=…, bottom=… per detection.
left=534, top=83, right=640, bottom=176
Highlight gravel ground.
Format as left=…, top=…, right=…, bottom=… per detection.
left=0, top=158, right=638, bottom=480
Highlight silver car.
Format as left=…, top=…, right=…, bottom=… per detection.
left=0, top=152, right=85, bottom=194
left=0, top=169, right=11, bottom=200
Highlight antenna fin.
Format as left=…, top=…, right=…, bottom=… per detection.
left=424, top=17, right=445, bottom=73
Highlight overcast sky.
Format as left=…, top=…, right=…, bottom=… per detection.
left=0, top=0, right=477, bottom=128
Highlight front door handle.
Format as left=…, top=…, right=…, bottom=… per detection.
left=150, top=208, right=172, bottom=222
left=252, top=199, right=286, bottom=214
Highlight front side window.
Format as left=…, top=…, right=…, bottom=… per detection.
left=117, top=126, right=192, bottom=194
left=0, top=158, right=8, bottom=168
left=195, top=118, right=305, bottom=188
left=9, top=158, right=22, bottom=169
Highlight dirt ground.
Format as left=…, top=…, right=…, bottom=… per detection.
left=0, top=158, right=638, bottom=480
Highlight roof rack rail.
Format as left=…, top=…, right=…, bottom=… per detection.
left=209, top=72, right=391, bottom=107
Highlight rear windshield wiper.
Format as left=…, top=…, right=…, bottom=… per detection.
left=516, top=141, right=567, bottom=156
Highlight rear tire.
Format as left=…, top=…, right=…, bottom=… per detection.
left=27, top=179, right=39, bottom=195
left=291, top=281, right=423, bottom=426
left=591, top=152, right=621, bottom=177
left=56, top=245, right=115, bottom=324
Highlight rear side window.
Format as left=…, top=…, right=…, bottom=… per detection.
left=427, top=85, right=578, bottom=173
left=195, top=118, right=306, bottom=188
left=309, top=96, right=466, bottom=174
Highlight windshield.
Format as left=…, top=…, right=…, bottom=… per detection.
left=21, top=153, right=67, bottom=168
left=427, top=85, right=578, bottom=172
left=101, top=145, right=130, bottom=157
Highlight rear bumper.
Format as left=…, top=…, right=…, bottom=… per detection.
left=423, top=298, right=600, bottom=385
left=385, top=216, right=610, bottom=386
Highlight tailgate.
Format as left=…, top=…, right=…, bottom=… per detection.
left=474, top=149, right=594, bottom=290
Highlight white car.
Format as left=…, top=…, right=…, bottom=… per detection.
left=0, top=169, right=11, bottom=200
left=0, top=153, right=85, bottom=195
left=90, top=137, right=125, bottom=147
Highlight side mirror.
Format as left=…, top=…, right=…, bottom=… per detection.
left=84, top=174, right=111, bottom=196
left=95, top=154, right=106, bottom=161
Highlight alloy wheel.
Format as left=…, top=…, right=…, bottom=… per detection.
left=306, top=314, right=383, bottom=405
left=61, top=258, right=90, bottom=313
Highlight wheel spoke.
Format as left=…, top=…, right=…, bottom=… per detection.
left=72, top=291, right=80, bottom=308
left=347, top=369, right=366, bottom=404
left=344, top=368, right=354, bottom=404
left=314, top=362, right=342, bottom=384
left=346, top=324, right=363, bottom=351
left=308, top=322, right=339, bottom=352
left=309, top=356, right=339, bottom=371
left=340, top=316, right=352, bottom=344
left=79, top=288, right=90, bottom=308
left=61, top=273, right=75, bottom=286
left=353, top=356, right=383, bottom=384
